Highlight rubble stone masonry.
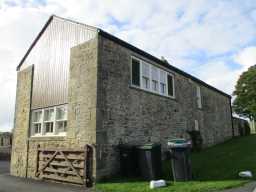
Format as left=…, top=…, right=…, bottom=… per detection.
left=11, top=34, right=233, bottom=180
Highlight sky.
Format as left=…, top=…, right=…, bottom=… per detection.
left=0, top=0, right=256, bottom=132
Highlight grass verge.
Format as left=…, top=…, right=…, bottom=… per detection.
left=96, top=135, right=256, bottom=192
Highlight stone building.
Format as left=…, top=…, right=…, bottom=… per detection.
left=11, top=15, right=233, bottom=182
left=0, top=132, right=12, bottom=160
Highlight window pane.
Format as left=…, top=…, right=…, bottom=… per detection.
left=56, top=121, right=67, bottom=133
left=45, top=122, right=54, bottom=133
left=160, top=70, right=166, bottom=83
left=56, top=105, right=67, bottom=120
left=167, top=74, right=174, bottom=96
left=33, top=111, right=42, bottom=122
left=152, top=80, right=158, bottom=92
left=160, top=83, right=166, bottom=94
left=142, top=77, right=150, bottom=89
left=44, top=109, right=54, bottom=121
left=34, top=123, right=41, bottom=134
left=151, top=66, right=158, bottom=81
left=142, top=62, right=150, bottom=77
left=131, top=58, right=140, bottom=86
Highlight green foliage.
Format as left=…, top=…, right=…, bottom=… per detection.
left=96, top=135, right=256, bottom=192
left=233, top=65, right=256, bottom=120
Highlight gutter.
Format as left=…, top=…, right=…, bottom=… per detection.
left=98, top=29, right=231, bottom=99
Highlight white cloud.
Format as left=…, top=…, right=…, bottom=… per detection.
left=195, top=61, right=241, bottom=94
left=234, top=46, right=256, bottom=70
left=1, top=0, right=256, bottom=131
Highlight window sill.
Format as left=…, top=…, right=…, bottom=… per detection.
left=129, top=85, right=176, bottom=101
left=29, top=135, right=66, bottom=141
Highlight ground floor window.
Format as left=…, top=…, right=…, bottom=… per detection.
left=31, top=104, right=68, bottom=137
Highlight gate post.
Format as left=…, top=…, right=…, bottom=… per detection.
left=84, top=144, right=93, bottom=187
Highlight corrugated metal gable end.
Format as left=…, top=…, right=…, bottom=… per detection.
left=19, top=15, right=98, bottom=109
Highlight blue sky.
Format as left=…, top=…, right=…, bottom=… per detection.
left=0, top=0, right=256, bottom=131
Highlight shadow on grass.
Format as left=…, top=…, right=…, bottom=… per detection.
left=99, top=135, right=256, bottom=185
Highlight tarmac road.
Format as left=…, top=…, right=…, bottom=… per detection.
left=2, top=160, right=254, bottom=192
left=0, top=161, right=90, bottom=192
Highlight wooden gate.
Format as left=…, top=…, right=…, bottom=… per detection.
left=35, top=145, right=93, bottom=187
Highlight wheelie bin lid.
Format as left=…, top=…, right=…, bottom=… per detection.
left=137, top=143, right=160, bottom=150
left=167, top=138, right=191, bottom=148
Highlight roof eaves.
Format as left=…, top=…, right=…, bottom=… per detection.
left=16, top=15, right=98, bottom=71
left=98, top=29, right=231, bottom=98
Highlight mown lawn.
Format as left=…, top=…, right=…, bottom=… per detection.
left=96, top=135, right=256, bottom=192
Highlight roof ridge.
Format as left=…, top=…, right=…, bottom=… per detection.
left=16, top=15, right=231, bottom=98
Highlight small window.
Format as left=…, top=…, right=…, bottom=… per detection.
left=194, top=120, right=199, bottom=131
left=167, top=74, right=174, bottom=97
left=196, top=85, right=202, bottom=109
left=131, top=58, right=140, bottom=86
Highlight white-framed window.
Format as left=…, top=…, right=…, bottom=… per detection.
left=196, top=85, right=202, bottom=109
left=30, top=104, right=68, bottom=137
left=131, top=56, right=175, bottom=98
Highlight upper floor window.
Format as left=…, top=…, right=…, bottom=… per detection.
left=31, top=104, right=68, bottom=137
left=196, top=85, right=202, bottom=109
left=131, top=57, right=175, bottom=98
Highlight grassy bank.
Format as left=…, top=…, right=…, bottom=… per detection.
left=96, top=135, right=256, bottom=192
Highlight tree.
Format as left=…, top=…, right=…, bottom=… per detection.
left=233, top=65, right=256, bottom=121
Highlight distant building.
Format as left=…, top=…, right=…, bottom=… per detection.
left=0, top=132, right=12, bottom=160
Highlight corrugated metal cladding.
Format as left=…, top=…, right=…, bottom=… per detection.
left=20, top=17, right=97, bottom=109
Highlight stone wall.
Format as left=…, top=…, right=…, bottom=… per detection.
left=11, top=33, right=233, bottom=181
left=11, top=37, right=99, bottom=180
left=11, top=66, right=33, bottom=177
left=96, top=35, right=233, bottom=178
